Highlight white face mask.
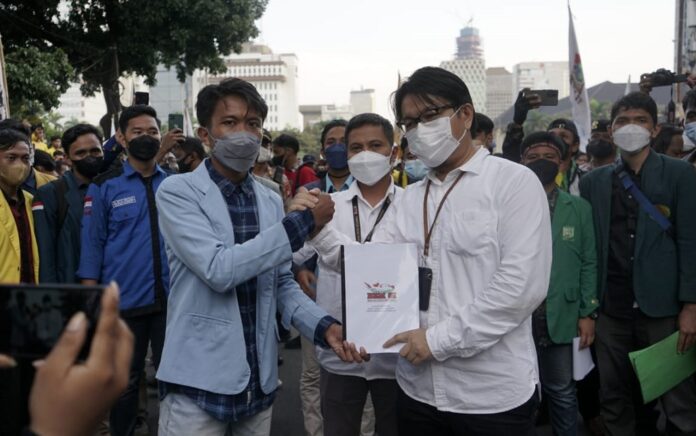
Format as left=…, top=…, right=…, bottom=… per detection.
left=682, top=121, right=696, bottom=152
left=404, top=108, right=468, bottom=168
left=612, top=124, right=652, bottom=154
left=348, top=150, right=392, bottom=186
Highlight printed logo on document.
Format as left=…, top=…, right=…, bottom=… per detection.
left=365, top=282, right=397, bottom=302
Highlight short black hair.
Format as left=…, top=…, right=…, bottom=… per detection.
left=472, top=113, right=494, bottom=137
left=392, top=66, right=477, bottom=134
left=179, top=136, right=207, bottom=160
left=33, top=149, right=56, bottom=172
left=611, top=92, right=658, bottom=126
left=272, top=134, right=300, bottom=154
left=0, top=128, right=31, bottom=151
left=652, top=123, right=683, bottom=154
left=53, top=149, right=65, bottom=158
left=50, top=135, right=61, bottom=142
left=683, top=89, right=696, bottom=112
left=196, top=78, right=268, bottom=129
left=320, top=119, right=348, bottom=147
left=62, top=124, right=103, bottom=155
left=118, top=105, right=160, bottom=133
left=0, top=118, right=31, bottom=136
left=547, top=118, right=579, bottom=145
left=345, top=113, right=395, bottom=145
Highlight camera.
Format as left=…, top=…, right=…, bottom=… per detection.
left=641, top=69, right=689, bottom=87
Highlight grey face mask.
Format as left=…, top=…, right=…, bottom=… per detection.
left=210, top=131, right=261, bottom=173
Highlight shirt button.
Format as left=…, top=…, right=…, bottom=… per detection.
left=630, top=234, right=635, bottom=239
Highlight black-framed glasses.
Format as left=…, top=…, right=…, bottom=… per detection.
left=396, top=105, right=455, bottom=132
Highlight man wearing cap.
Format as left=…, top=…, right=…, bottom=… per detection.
left=586, top=120, right=616, bottom=170
left=547, top=119, right=586, bottom=196
left=521, top=132, right=599, bottom=436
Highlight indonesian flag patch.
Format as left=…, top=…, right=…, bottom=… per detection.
left=32, top=201, right=44, bottom=211
left=83, top=196, right=93, bottom=215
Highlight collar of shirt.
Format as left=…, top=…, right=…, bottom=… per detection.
left=206, top=159, right=255, bottom=197
left=425, top=146, right=487, bottom=186
left=344, top=178, right=397, bottom=211
left=326, top=174, right=354, bottom=193
left=2, top=188, right=24, bottom=207
left=122, top=160, right=167, bottom=180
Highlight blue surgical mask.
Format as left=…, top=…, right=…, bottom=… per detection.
left=404, top=159, right=428, bottom=182
left=683, top=121, right=696, bottom=152
left=324, top=143, right=348, bottom=170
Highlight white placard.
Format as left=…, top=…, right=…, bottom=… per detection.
left=341, top=243, right=420, bottom=353
left=573, top=337, right=595, bottom=381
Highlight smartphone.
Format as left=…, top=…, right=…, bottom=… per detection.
left=134, top=91, right=150, bottom=106
left=527, top=89, right=559, bottom=106
left=0, top=284, right=104, bottom=360
left=168, top=113, right=184, bottom=130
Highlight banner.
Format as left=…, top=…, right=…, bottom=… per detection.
left=0, top=34, right=10, bottom=120
left=569, top=6, right=590, bottom=151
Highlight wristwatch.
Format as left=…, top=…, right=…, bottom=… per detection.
left=587, top=311, right=599, bottom=320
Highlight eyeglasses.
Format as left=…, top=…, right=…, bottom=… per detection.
left=396, top=105, right=454, bottom=132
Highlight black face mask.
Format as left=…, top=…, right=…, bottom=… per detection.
left=127, top=135, right=160, bottom=161
left=73, top=156, right=104, bottom=179
left=177, top=154, right=192, bottom=173
left=586, top=139, right=615, bottom=159
left=527, top=159, right=560, bottom=186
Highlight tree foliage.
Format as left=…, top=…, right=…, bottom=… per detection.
left=0, top=0, right=268, bottom=134
left=4, top=46, right=74, bottom=119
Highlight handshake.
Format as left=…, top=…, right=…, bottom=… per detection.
left=288, top=187, right=336, bottom=230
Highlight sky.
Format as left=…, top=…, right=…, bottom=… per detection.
left=257, top=0, right=676, bottom=119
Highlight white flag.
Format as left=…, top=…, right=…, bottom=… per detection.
left=0, top=34, right=10, bottom=120
left=569, top=6, right=591, bottom=152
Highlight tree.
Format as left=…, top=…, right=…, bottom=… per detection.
left=590, top=98, right=612, bottom=122
left=0, top=0, right=267, bottom=135
left=5, top=46, right=74, bottom=119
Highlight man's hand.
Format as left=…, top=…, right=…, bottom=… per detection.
left=383, top=328, right=432, bottom=365
left=296, top=269, right=317, bottom=300
left=325, top=323, right=370, bottom=363
left=677, top=303, right=696, bottom=354
left=513, top=88, right=542, bottom=126
left=29, top=282, right=134, bottom=436
left=687, top=74, right=696, bottom=89
left=288, top=187, right=320, bottom=212
left=155, top=128, right=185, bottom=162
left=312, top=193, right=335, bottom=228
left=639, top=74, right=653, bottom=95
left=577, top=317, right=595, bottom=349
left=0, top=354, right=16, bottom=369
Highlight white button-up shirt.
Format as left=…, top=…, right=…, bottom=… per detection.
left=294, top=180, right=403, bottom=380
left=309, top=147, right=552, bottom=414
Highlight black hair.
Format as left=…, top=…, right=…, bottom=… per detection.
left=0, top=128, right=31, bottom=151
left=49, top=135, right=61, bottom=142
left=53, top=149, right=65, bottom=157
left=320, top=119, right=348, bottom=147
left=118, top=105, right=160, bottom=133
left=272, top=134, right=300, bottom=154
left=547, top=118, right=579, bottom=145
left=179, top=136, right=207, bottom=160
left=472, top=113, right=494, bottom=137
left=392, top=66, right=477, bottom=133
left=611, top=92, right=658, bottom=126
left=196, top=78, right=268, bottom=129
left=652, top=124, right=683, bottom=155
left=0, top=118, right=31, bottom=136
left=33, top=149, right=56, bottom=172
left=400, top=136, right=409, bottom=150
left=345, top=113, right=395, bottom=145
left=31, top=123, right=43, bottom=132
left=520, top=131, right=568, bottom=159
left=62, top=124, right=103, bottom=155
left=683, top=89, right=696, bottom=112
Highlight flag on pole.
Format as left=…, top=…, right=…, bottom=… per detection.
left=0, top=33, right=10, bottom=120
left=183, top=75, right=194, bottom=136
left=568, top=5, right=591, bottom=152
left=625, top=74, right=632, bottom=96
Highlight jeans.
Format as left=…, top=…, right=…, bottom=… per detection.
left=396, top=386, right=538, bottom=436
left=158, top=392, right=273, bottom=436
left=110, top=311, right=166, bottom=436
left=537, top=344, right=577, bottom=436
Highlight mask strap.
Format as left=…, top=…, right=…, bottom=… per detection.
left=449, top=106, right=469, bottom=143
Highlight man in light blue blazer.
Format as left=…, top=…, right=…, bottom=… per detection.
left=155, top=78, right=362, bottom=436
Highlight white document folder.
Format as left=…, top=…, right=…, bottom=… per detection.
left=572, top=337, right=595, bottom=381
left=341, top=243, right=420, bottom=353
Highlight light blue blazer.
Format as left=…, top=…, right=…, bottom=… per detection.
left=155, top=161, right=328, bottom=395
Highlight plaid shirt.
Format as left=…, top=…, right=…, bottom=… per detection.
left=161, top=160, right=333, bottom=422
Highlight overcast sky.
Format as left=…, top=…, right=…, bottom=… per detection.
left=258, top=0, right=675, bottom=119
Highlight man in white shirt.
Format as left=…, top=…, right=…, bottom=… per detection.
left=304, top=67, right=552, bottom=435
left=295, top=113, right=402, bottom=436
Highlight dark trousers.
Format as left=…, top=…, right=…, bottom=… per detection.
left=596, top=312, right=696, bottom=436
left=396, top=386, right=538, bottom=436
left=110, top=311, right=166, bottom=436
left=320, top=368, right=398, bottom=436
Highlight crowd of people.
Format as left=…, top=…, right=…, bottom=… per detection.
left=0, top=65, right=695, bottom=436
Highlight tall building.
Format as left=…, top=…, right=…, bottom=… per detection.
left=485, top=67, right=515, bottom=121
left=149, top=67, right=204, bottom=128
left=204, top=43, right=300, bottom=130
left=299, top=104, right=353, bottom=130
left=675, top=0, right=696, bottom=74
left=441, top=25, right=487, bottom=114
left=350, top=89, right=376, bottom=115
left=513, top=62, right=570, bottom=99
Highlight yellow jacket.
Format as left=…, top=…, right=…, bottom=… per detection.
left=0, top=190, right=39, bottom=283
left=34, top=169, right=56, bottom=189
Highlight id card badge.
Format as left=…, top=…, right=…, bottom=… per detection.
left=418, top=255, right=432, bottom=311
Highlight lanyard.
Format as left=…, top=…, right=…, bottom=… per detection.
left=422, top=172, right=465, bottom=257
left=352, top=196, right=392, bottom=242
